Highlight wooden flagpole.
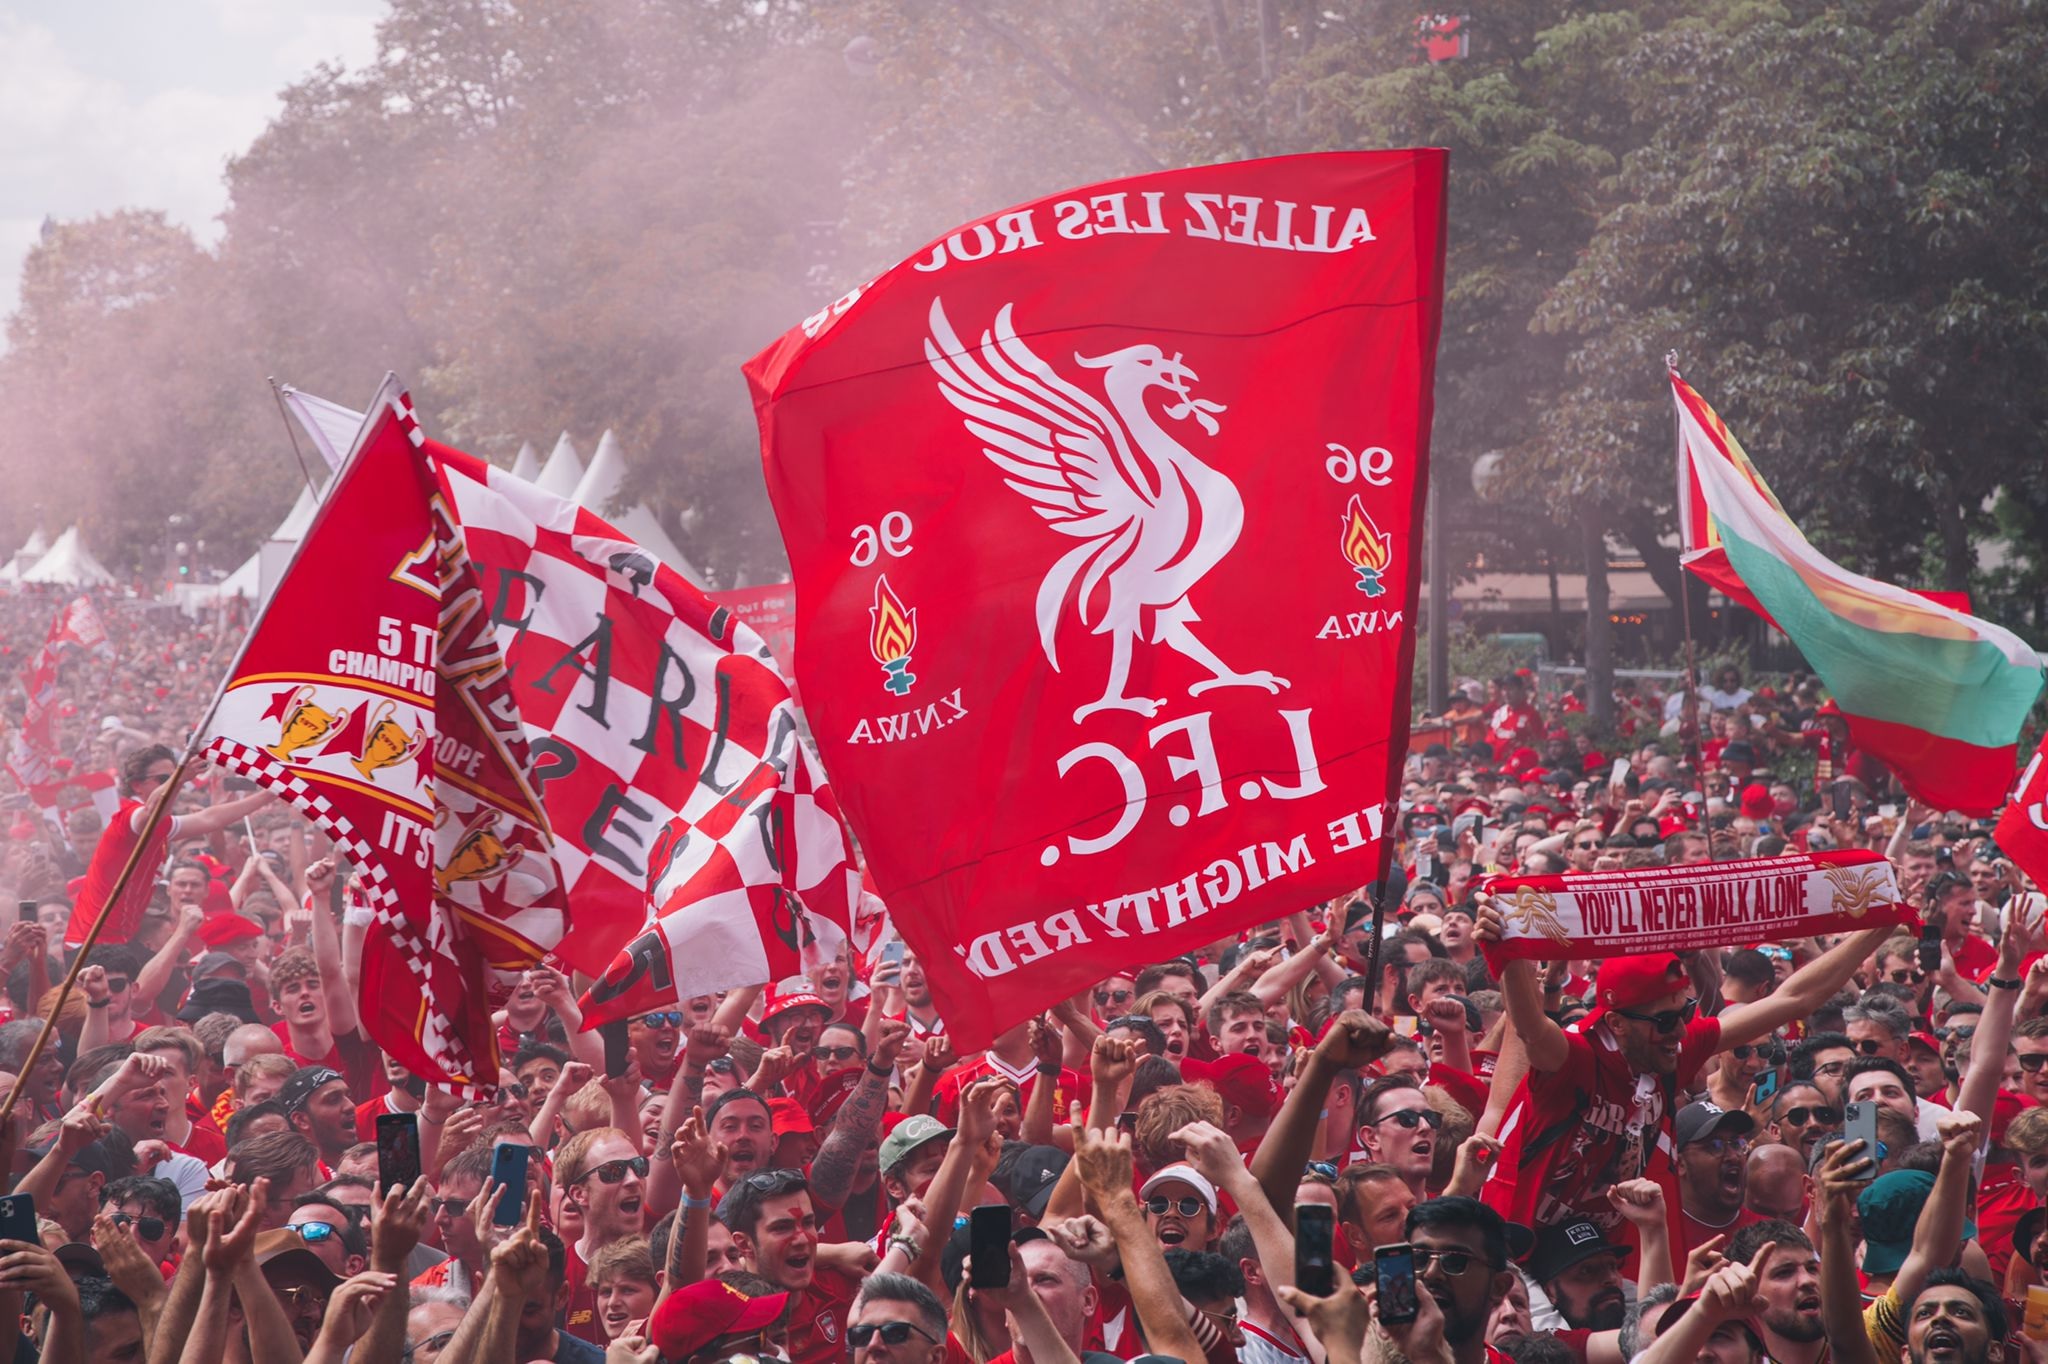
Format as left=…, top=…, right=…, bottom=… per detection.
left=0, top=754, right=196, bottom=1127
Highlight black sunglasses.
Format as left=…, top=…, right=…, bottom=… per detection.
left=1613, top=1000, right=1698, bottom=1034
left=110, top=1212, right=166, bottom=1241
left=737, top=1168, right=808, bottom=1196
left=1852, top=1038, right=1892, bottom=1056
left=2019, top=1054, right=2048, bottom=1074
left=574, top=1156, right=650, bottom=1185
left=1414, top=1247, right=1485, bottom=1276
left=706, top=1056, right=738, bottom=1074
left=1095, top=988, right=1134, bottom=1007
left=636, top=1012, right=683, bottom=1028
left=1376, top=1108, right=1443, bottom=1130
left=1781, top=1106, right=1840, bottom=1126
left=1145, top=1196, right=1207, bottom=1217
left=814, top=1045, right=860, bottom=1062
left=1731, top=1042, right=1784, bottom=1062
left=849, top=1322, right=938, bottom=1349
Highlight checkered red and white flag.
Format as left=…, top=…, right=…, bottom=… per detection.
left=416, top=441, right=859, bottom=1024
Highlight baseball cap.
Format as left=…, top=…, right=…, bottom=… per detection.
left=254, top=1227, right=341, bottom=1289
left=992, top=1144, right=1069, bottom=1219
left=877, top=1115, right=953, bottom=1176
left=198, top=914, right=262, bottom=949
left=1740, top=783, right=1774, bottom=819
left=761, top=988, right=829, bottom=1025
left=176, top=976, right=258, bottom=1025
left=1673, top=1101, right=1756, bottom=1149
left=1192, top=1053, right=1283, bottom=1124
left=651, top=1279, right=789, bottom=1358
left=1858, top=1170, right=1935, bottom=1276
left=1526, top=1218, right=1625, bottom=1282
left=276, top=1067, right=345, bottom=1116
left=766, top=1098, right=813, bottom=1138
left=1592, top=953, right=1688, bottom=1015
left=1138, top=1164, right=1218, bottom=1214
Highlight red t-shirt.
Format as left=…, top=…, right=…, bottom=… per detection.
left=170, top=1100, right=228, bottom=1166
left=785, top=1267, right=860, bottom=1364
left=1430, top=1065, right=1489, bottom=1125
left=273, top=1023, right=388, bottom=1104
left=67, top=800, right=175, bottom=947
left=1979, top=1163, right=2037, bottom=1283
left=931, top=1057, right=1080, bottom=1125
left=1955, top=935, right=1998, bottom=984
left=561, top=1240, right=601, bottom=1344
left=1482, top=1015, right=1721, bottom=1245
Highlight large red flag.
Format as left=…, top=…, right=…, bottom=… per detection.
left=1997, top=741, right=2048, bottom=890
left=747, top=152, right=1448, bottom=1046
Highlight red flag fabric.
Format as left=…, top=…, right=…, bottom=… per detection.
left=417, top=442, right=858, bottom=1003
left=196, top=385, right=556, bottom=1095
left=1997, top=746, right=2048, bottom=890
left=747, top=151, right=1448, bottom=1046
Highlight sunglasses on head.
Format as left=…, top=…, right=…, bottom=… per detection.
left=1145, top=1195, right=1208, bottom=1217
left=575, top=1156, right=650, bottom=1185
left=1613, top=1000, right=1698, bottom=1034
left=110, top=1213, right=166, bottom=1241
left=849, top=1322, right=937, bottom=1349
left=1306, top=1161, right=1339, bottom=1180
left=1376, top=1107, right=1443, bottom=1130
left=636, top=1012, right=683, bottom=1029
left=1781, top=1105, right=1840, bottom=1126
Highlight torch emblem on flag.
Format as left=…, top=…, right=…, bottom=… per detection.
left=869, top=575, right=919, bottom=696
left=1341, top=495, right=1391, bottom=597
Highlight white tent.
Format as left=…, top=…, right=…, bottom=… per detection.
left=573, top=430, right=704, bottom=586
left=509, top=441, right=540, bottom=482
left=20, top=526, right=116, bottom=587
left=534, top=433, right=585, bottom=498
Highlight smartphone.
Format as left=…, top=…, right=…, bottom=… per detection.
left=1842, top=1102, right=1881, bottom=1176
left=1752, top=1070, right=1779, bottom=1103
left=1918, top=922, right=1943, bottom=975
left=881, top=940, right=908, bottom=966
left=375, top=1113, right=421, bottom=1194
left=1414, top=853, right=1435, bottom=883
left=1115, top=1111, right=1138, bottom=1135
left=1831, top=783, right=1853, bottom=821
left=1374, top=1243, right=1419, bottom=1325
left=15, top=901, right=33, bottom=924
left=1610, top=758, right=1630, bottom=787
left=489, top=1141, right=531, bottom=1226
left=0, top=1194, right=35, bottom=1245
left=1296, top=1205, right=1336, bottom=1298
left=969, top=1205, right=1013, bottom=1289
left=601, top=1019, right=632, bottom=1079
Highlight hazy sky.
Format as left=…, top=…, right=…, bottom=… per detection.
left=0, top=0, right=384, bottom=326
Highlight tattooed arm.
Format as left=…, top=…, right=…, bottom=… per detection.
left=808, top=1017, right=908, bottom=1212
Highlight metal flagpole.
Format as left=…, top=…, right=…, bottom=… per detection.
left=1668, top=352, right=1704, bottom=776
left=268, top=377, right=323, bottom=499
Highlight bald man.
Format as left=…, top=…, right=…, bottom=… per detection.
left=223, top=1023, right=285, bottom=1068
left=1745, top=1143, right=1807, bottom=1223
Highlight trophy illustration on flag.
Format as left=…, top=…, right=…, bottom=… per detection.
left=266, top=685, right=351, bottom=763
left=437, top=807, right=524, bottom=894
left=350, top=699, right=427, bottom=781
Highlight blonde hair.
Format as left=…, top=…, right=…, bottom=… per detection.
left=587, top=1235, right=657, bottom=1287
left=1134, top=1083, right=1226, bottom=1174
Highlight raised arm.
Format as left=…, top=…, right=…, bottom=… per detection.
left=135, top=905, right=204, bottom=1004
left=1248, top=1010, right=1392, bottom=1227
left=303, top=859, right=360, bottom=1036
left=1073, top=1126, right=1206, bottom=1364
left=1956, top=931, right=2025, bottom=1122
left=173, top=790, right=273, bottom=839
left=808, top=1017, right=907, bottom=1212
left=1718, top=926, right=1891, bottom=1050
left=1891, top=1114, right=1981, bottom=1306
left=1473, top=897, right=1572, bottom=1072
left=1814, top=1139, right=1883, bottom=1364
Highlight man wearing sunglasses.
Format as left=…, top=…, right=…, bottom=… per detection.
left=1672, top=1102, right=1759, bottom=1249
left=557, top=1125, right=650, bottom=1345
left=846, top=1273, right=948, bottom=1364
left=1766, top=1084, right=1839, bottom=1164
left=287, top=1196, right=368, bottom=1277
left=1355, top=1075, right=1439, bottom=1201
left=1403, top=1197, right=1523, bottom=1364
left=1475, top=900, right=1887, bottom=1252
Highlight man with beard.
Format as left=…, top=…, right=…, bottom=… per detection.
left=1474, top=906, right=1885, bottom=1249
left=1673, top=1103, right=1760, bottom=1248
left=718, top=1168, right=856, bottom=1364
left=1404, top=1197, right=1522, bottom=1364
left=278, top=1066, right=357, bottom=1170
left=1529, top=1217, right=1626, bottom=1332
left=1766, top=1083, right=1839, bottom=1163
left=707, top=1088, right=776, bottom=1185
left=897, top=951, right=944, bottom=1036
left=1726, top=1220, right=1824, bottom=1364
left=557, top=1126, right=649, bottom=1346
left=1356, top=1076, right=1438, bottom=1200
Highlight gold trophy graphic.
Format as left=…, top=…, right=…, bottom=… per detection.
left=267, top=685, right=350, bottom=763
left=437, top=809, right=523, bottom=894
left=351, top=699, right=427, bottom=780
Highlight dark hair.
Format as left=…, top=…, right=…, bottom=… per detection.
left=75, top=1275, right=138, bottom=1325
left=86, top=944, right=143, bottom=981
left=1406, top=1195, right=1512, bottom=1270
left=1501, top=1333, right=1579, bottom=1364
left=290, top=1193, right=369, bottom=1257
left=1205, top=990, right=1265, bottom=1035
left=441, top=1146, right=496, bottom=1188
left=1893, top=1141, right=1943, bottom=1175
left=119, top=745, right=177, bottom=800
left=715, top=1168, right=809, bottom=1237
left=1359, top=1075, right=1424, bottom=1126
left=1723, top=949, right=1774, bottom=988
left=1128, top=1055, right=1183, bottom=1111
left=1163, top=1247, right=1245, bottom=1303
left=1728, top=1218, right=1810, bottom=1265
left=1107, top=1015, right=1169, bottom=1055
left=224, top=1100, right=288, bottom=1148
left=706, top=1086, right=772, bottom=1130
left=510, top=1043, right=570, bottom=1073
left=100, top=1175, right=180, bottom=1223
left=1135, top=961, right=1203, bottom=994
left=539, top=1225, right=567, bottom=1288
left=1843, top=1057, right=1916, bottom=1101
left=1907, top=1269, right=2007, bottom=1342
left=648, top=1209, right=677, bottom=1273
left=1787, top=1032, right=1852, bottom=1082
left=68, top=1044, right=135, bottom=1096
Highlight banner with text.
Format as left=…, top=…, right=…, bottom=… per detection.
left=748, top=151, right=1448, bottom=1046
left=1477, top=850, right=1911, bottom=968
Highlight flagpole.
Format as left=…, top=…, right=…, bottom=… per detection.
left=0, top=756, right=195, bottom=1126
left=268, top=377, right=323, bottom=500
left=1668, top=352, right=1703, bottom=777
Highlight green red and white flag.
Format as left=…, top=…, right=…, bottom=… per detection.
left=1674, top=369, right=2042, bottom=814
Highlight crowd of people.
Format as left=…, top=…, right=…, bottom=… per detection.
left=0, top=589, right=2037, bottom=1364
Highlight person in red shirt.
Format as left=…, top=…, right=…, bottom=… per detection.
left=717, top=1168, right=860, bottom=1364
left=932, top=1020, right=1080, bottom=1128
left=133, top=1025, right=227, bottom=1165
left=1474, top=901, right=1885, bottom=1254
left=1485, top=676, right=1540, bottom=763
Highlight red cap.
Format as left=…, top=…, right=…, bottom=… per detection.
left=1658, top=814, right=1693, bottom=837
left=767, top=1097, right=814, bottom=1137
left=650, top=1280, right=790, bottom=1359
left=1506, top=747, right=1541, bottom=775
left=1816, top=698, right=1843, bottom=718
left=1907, top=1031, right=1941, bottom=1056
left=1594, top=954, right=1688, bottom=1013
left=1992, top=1088, right=2036, bottom=1146
left=1580, top=751, right=1609, bottom=773
left=762, top=989, right=829, bottom=1024
left=1546, top=727, right=1570, bottom=742
left=1740, top=783, right=1774, bottom=819
left=198, top=915, right=262, bottom=948
left=1194, top=1053, right=1283, bottom=1122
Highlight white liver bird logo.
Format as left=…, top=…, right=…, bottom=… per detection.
left=925, top=299, right=1287, bottom=723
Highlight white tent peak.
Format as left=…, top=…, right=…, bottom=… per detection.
left=571, top=430, right=703, bottom=587
left=21, top=526, right=116, bottom=587
left=509, top=441, right=540, bottom=481
left=17, top=526, right=49, bottom=560
left=535, top=433, right=584, bottom=498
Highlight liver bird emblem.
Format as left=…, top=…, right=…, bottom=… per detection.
left=1508, top=886, right=1573, bottom=946
left=1822, top=864, right=1887, bottom=919
left=925, top=299, right=1288, bottom=723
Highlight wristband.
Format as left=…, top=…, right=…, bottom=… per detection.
left=889, top=1234, right=921, bottom=1257
left=681, top=1192, right=711, bottom=1210
left=1035, top=1063, right=1060, bottom=1076
left=867, top=1059, right=895, bottom=1078
left=87, top=999, right=110, bottom=1009
left=1990, top=975, right=2024, bottom=991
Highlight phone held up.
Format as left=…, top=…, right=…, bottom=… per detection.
left=375, top=1113, right=422, bottom=1193
left=1374, top=1243, right=1419, bottom=1325
left=969, top=1205, right=1012, bottom=1289
left=489, top=1141, right=532, bottom=1226
left=1295, top=1206, right=1336, bottom=1298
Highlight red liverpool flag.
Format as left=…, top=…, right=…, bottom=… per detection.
left=747, top=151, right=1448, bottom=1046
left=196, top=383, right=557, bottom=1095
